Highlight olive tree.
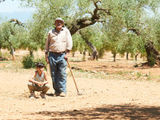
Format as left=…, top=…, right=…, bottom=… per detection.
left=21, top=0, right=160, bottom=65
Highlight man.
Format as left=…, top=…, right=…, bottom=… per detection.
left=45, top=18, right=73, bottom=97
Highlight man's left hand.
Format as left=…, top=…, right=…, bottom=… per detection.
left=64, top=54, right=68, bottom=61
left=64, top=50, right=70, bottom=60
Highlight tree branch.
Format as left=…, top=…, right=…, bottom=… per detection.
left=9, top=19, right=24, bottom=27
left=127, top=28, right=140, bottom=35
left=69, top=0, right=110, bottom=35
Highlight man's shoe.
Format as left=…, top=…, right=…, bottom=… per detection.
left=54, top=92, right=60, bottom=96
left=40, top=93, right=46, bottom=99
left=59, top=92, right=66, bottom=97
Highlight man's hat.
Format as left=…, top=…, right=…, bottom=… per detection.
left=55, top=17, right=64, bottom=23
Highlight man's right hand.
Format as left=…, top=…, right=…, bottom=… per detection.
left=45, top=54, right=49, bottom=64
left=46, top=58, right=49, bottom=64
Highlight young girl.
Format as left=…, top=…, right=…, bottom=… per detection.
left=28, top=62, right=50, bottom=99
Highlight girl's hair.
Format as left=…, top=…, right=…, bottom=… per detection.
left=35, top=62, right=45, bottom=68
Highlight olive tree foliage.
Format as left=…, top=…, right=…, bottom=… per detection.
left=143, top=16, right=160, bottom=66
left=0, top=27, right=5, bottom=56
left=10, top=19, right=44, bottom=56
left=72, top=33, right=89, bottom=61
left=20, top=0, right=111, bottom=55
left=0, top=22, right=25, bottom=59
left=21, top=21, right=45, bottom=56
left=0, top=22, right=16, bottom=60
left=19, top=0, right=72, bottom=56
left=99, top=0, right=160, bottom=62
left=72, top=33, right=86, bottom=55
left=101, top=15, right=127, bottom=61
left=72, top=24, right=107, bottom=60
left=152, top=16, right=160, bottom=51
left=124, top=0, right=160, bottom=66
left=21, top=0, right=160, bottom=64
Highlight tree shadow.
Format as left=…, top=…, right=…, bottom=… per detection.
left=31, top=104, right=160, bottom=120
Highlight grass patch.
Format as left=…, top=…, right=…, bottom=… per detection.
left=0, top=61, right=11, bottom=63
left=136, top=72, right=142, bottom=79
left=68, top=69, right=108, bottom=79
left=115, top=71, right=131, bottom=76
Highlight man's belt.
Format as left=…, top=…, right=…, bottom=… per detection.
left=50, top=51, right=66, bottom=54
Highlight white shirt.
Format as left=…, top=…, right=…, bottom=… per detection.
left=45, top=27, right=73, bottom=53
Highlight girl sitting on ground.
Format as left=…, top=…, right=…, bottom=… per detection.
left=28, top=62, right=50, bottom=99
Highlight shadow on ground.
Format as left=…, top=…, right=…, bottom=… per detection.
left=31, top=104, right=160, bottom=120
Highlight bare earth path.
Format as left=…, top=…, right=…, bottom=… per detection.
left=0, top=51, right=160, bottom=119
left=1, top=67, right=160, bottom=120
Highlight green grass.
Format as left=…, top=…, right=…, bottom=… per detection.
left=0, top=55, right=159, bottom=82
left=115, top=71, right=132, bottom=76
left=0, top=60, right=23, bottom=71
left=68, top=69, right=108, bottom=80
left=0, top=61, right=11, bottom=63
left=136, top=72, right=142, bottom=79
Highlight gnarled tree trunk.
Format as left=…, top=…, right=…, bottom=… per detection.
left=112, top=52, right=116, bottom=62
left=72, top=52, right=75, bottom=57
left=128, top=29, right=160, bottom=67
left=80, top=35, right=98, bottom=60
left=145, top=41, right=160, bottom=66
left=126, top=52, right=129, bottom=60
left=82, top=49, right=86, bottom=61
left=29, top=50, right=34, bottom=57
left=135, top=54, right=138, bottom=61
left=10, top=46, right=15, bottom=60
left=68, top=1, right=110, bottom=36
left=84, top=40, right=98, bottom=60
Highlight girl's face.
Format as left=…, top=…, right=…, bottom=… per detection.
left=36, top=67, right=43, bottom=72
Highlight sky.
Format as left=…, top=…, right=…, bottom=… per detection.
left=0, top=0, right=35, bottom=23
left=0, top=0, right=157, bottom=24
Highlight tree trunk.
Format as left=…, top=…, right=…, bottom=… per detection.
left=7, top=40, right=15, bottom=61
left=82, top=49, right=86, bottom=61
left=0, top=47, right=2, bottom=57
left=126, top=52, right=129, bottom=60
left=84, top=40, right=98, bottom=60
left=10, top=46, right=15, bottom=60
left=29, top=50, right=34, bottom=57
left=72, top=52, right=75, bottom=57
left=80, top=33, right=98, bottom=60
left=135, top=54, right=138, bottom=61
left=113, top=53, right=116, bottom=62
left=145, top=41, right=160, bottom=66
left=68, top=1, right=111, bottom=36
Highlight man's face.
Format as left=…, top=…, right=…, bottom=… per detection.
left=55, top=20, right=64, bottom=31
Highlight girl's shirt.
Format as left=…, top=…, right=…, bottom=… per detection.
left=34, top=71, right=45, bottom=83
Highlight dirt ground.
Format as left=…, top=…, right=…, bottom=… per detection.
left=1, top=51, right=160, bottom=120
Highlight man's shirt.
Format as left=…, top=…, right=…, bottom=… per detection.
left=45, top=27, right=73, bottom=53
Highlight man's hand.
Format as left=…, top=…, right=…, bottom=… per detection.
left=46, top=57, right=49, bottom=64
left=64, top=54, right=68, bottom=61
left=64, top=50, right=70, bottom=61
left=45, top=54, right=49, bottom=64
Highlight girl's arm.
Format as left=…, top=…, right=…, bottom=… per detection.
left=29, top=71, right=41, bottom=85
left=43, top=72, right=48, bottom=84
left=29, top=79, right=41, bottom=85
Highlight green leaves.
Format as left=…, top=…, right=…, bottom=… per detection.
left=18, top=0, right=160, bottom=61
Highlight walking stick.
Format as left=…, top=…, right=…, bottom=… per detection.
left=67, top=59, right=82, bottom=95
